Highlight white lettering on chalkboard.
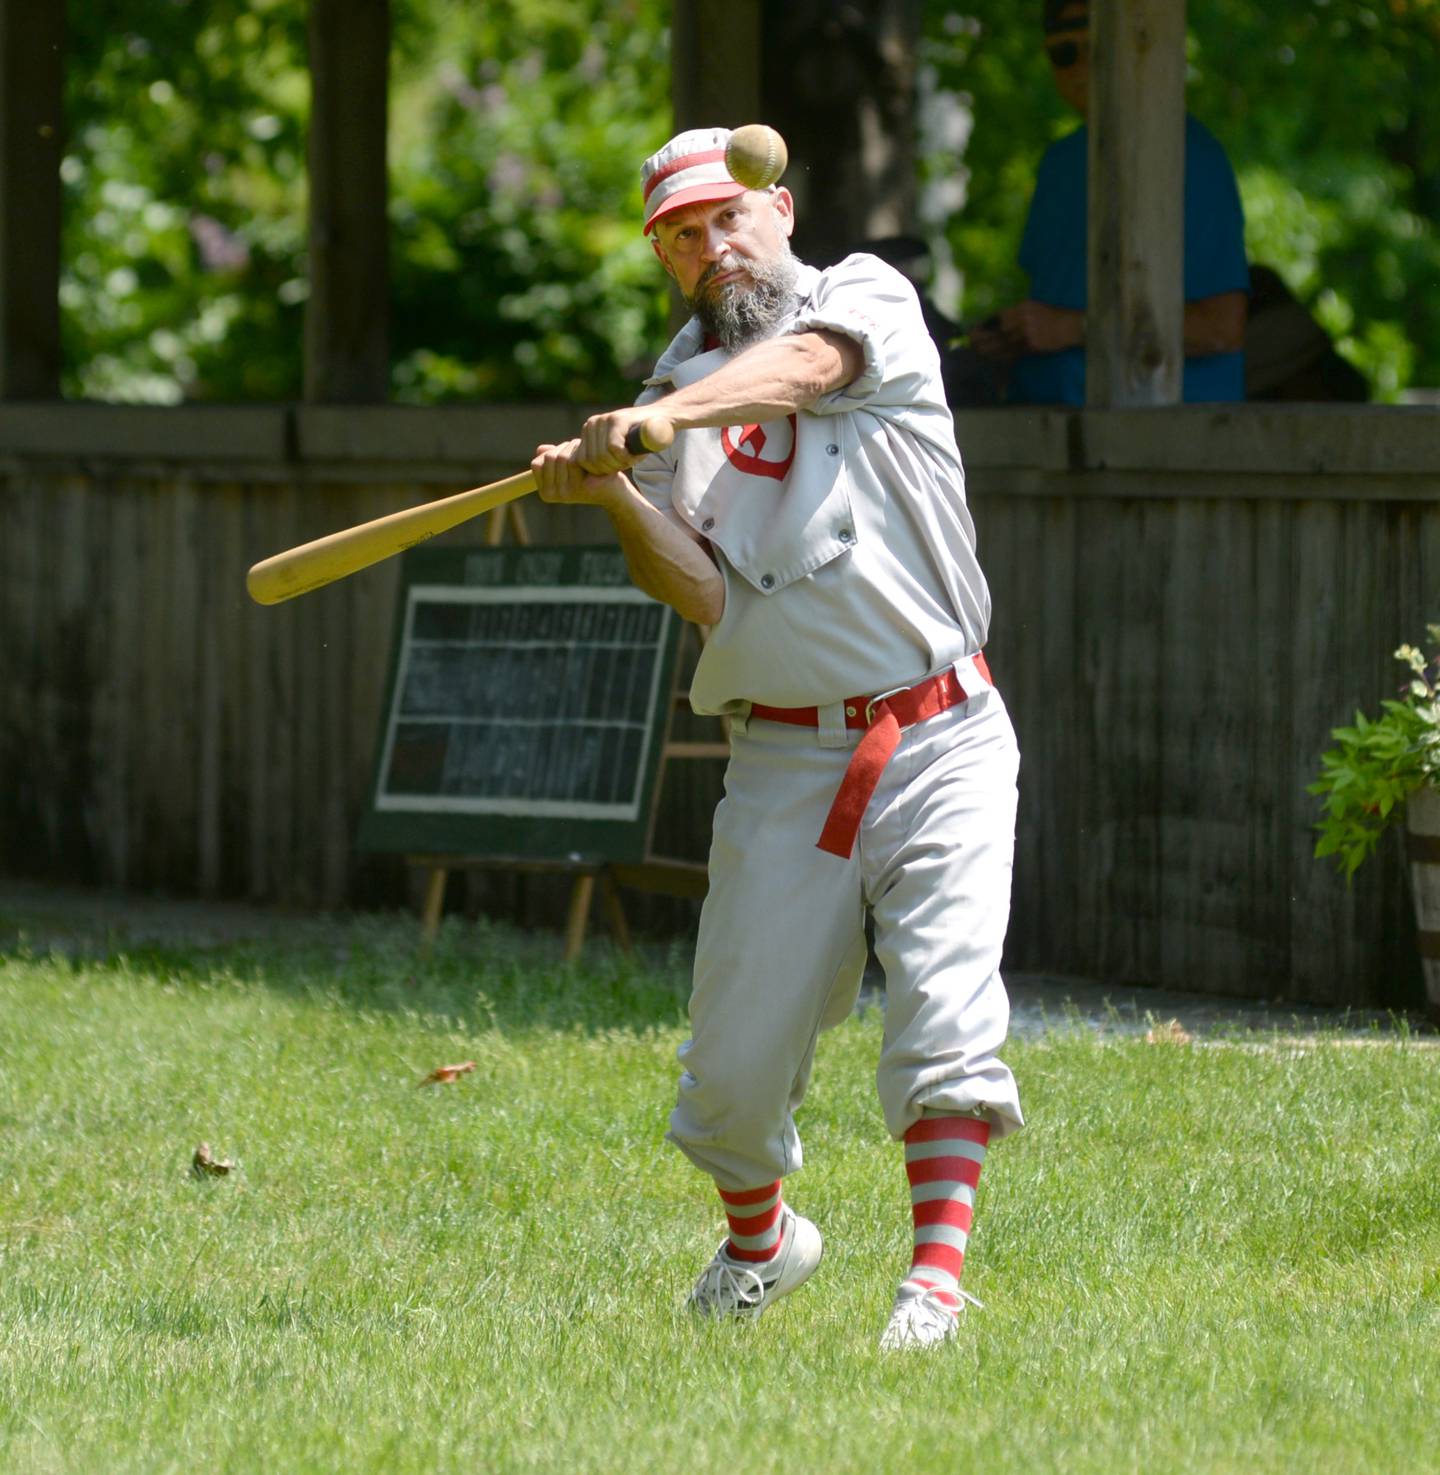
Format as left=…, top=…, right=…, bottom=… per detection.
left=463, top=552, right=507, bottom=585
left=577, top=550, right=630, bottom=586
left=514, top=551, right=566, bottom=585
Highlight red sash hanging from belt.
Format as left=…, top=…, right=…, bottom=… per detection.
left=748, top=653, right=993, bottom=860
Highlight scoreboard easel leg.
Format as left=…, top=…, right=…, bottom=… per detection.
left=599, top=869, right=633, bottom=954
left=563, top=872, right=597, bottom=962
left=410, top=859, right=631, bottom=963
left=485, top=500, right=532, bottom=547
left=559, top=867, right=634, bottom=962
left=420, top=865, right=449, bottom=948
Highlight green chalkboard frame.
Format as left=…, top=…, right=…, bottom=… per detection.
left=356, top=544, right=683, bottom=865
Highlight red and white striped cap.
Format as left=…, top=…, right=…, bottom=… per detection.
left=640, top=127, right=745, bottom=235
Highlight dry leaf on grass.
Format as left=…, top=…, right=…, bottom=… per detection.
left=1145, top=1018, right=1193, bottom=1045
left=191, top=1142, right=235, bottom=1177
left=416, top=1060, right=476, bottom=1088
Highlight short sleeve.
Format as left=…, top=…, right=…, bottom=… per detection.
left=785, top=254, right=944, bottom=418
left=628, top=440, right=678, bottom=513
left=1018, top=131, right=1088, bottom=309
left=1018, top=140, right=1065, bottom=280
left=1183, top=118, right=1250, bottom=301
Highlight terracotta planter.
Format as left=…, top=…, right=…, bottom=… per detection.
left=1405, top=783, right=1440, bottom=1022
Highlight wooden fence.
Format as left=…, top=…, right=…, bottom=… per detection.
left=1, top=402, right=1435, bottom=1008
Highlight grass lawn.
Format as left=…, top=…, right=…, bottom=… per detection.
left=1, top=914, right=1437, bottom=1474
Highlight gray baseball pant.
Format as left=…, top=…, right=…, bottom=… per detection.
left=667, top=677, right=1023, bottom=1192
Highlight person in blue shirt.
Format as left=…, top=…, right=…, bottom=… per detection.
left=971, top=0, right=1250, bottom=404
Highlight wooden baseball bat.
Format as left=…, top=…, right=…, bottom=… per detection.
left=245, top=417, right=674, bottom=606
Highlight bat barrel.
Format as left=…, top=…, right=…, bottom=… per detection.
left=246, top=415, right=675, bottom=607
left=245, top=470, right=536, bottom=605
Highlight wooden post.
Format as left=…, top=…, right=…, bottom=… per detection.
left=671, top=2, right=761, bottom=132
left=759, top=1, right=921, bottom=266
left=1086, top=0, right=1186, bottom=408
left=0, top=0, right=64, bottom=398
left=305, top=0, right=390, bottom=402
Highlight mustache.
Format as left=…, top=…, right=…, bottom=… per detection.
left=687, top=243, right=800, bottom=353
left=696, top=258, right=747, bottom=294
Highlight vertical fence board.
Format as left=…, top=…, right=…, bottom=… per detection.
left=1088, top=496, right=1165, bottom=985
left=194, top=482, right=223, bottom=895
left=98, top=479, right=133, bottom=886
left=132, top=479, right=169, bottom=887
left=316, top=574, right=350, bottom=908
left=1288, top=501, right=1363, bottom=1004
left=212, top=485, right=250, bottom=896
left=1031, top=497, right=1082, bottom=972
left=243, top=487, right=270, bottom=899
left=1249, top=498, right=1295, bottom=988
left=1158, top=499, right=1261, bottom=993
left=1370, top=501, right=1423, bottom=1002
left=170, top=478, right=203, bottom=891
left=0, top=476, right=40, bottom=861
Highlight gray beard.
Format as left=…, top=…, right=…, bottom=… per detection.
left=687, top=248, right=801, bottom=351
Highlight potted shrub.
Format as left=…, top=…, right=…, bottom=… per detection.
left=1309, top=625, right=1440, bottom=1020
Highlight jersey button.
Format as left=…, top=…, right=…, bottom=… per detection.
left=702, top=517, right=715, bottom=532
left=826, top=443, right=839, bottom=455
left=760, top=574, right=775, bottom=590
left=838, top=527, right=854, bottom=544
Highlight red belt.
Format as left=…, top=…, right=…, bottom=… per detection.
left=749, top=653, right=993, bottom=860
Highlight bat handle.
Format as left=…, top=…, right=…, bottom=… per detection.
left=624, top=415, right=675, bottom=457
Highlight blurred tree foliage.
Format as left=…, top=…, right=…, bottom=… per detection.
left=385, top=0, right=670, bottom=403
left=62, top=0, right=670, bottom=403
left=920, top=0, right=1440, bottom=400
left=63, top=0, right=311, bottom=400
left=63, top=0, right=1438, bottom=402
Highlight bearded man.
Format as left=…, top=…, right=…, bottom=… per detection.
left=530, top=127, right=1023, bottom=1351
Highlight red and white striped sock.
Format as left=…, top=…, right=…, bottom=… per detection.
left=901, top=1113, right=990, bottom=1312
left=718, top=1181, right=785, bottom=1269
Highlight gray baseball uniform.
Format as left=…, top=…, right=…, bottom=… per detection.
left=632, top=254, right=1023, bottom=1192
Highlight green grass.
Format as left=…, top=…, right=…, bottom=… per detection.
left=1, top=915, right=1437, bottom=1474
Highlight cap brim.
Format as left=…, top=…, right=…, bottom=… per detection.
left=643, top=179, right=747, bottom=234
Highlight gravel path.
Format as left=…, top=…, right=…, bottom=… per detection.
left=1, top=879, right=1430, bottom=1042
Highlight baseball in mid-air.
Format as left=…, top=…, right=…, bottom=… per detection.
left=725, top=124, right=788, bottom=190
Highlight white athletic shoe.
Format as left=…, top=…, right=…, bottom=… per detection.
left=688, top=1207, right=823, bottom=1320
left=879, top=1281, right=983, bottom=1351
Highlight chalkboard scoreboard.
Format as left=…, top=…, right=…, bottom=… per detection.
left=357, top=545, right=683, bottom=863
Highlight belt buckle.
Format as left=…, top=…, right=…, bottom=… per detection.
left=864, top=682, right=913, bottom=727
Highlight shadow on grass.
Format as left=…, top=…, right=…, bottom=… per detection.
left=6, top=895, right=1432, bottom=1043
left=0, top=910, right=696, bottom=1038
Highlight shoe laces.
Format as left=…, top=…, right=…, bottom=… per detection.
left=884, top=1284, right=983, bottom=1347
left=690, top=1252, right=768, bottom=1317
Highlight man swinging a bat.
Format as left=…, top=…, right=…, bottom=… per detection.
left=530, top=126, right=1023, bottom=1352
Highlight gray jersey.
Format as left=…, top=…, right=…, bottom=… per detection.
left=632, top=254, right=991, bottom=712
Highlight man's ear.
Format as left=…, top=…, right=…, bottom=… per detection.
left=769, top=187, right=796, bottom=240
left=651, top=236, right=676, bottom=278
